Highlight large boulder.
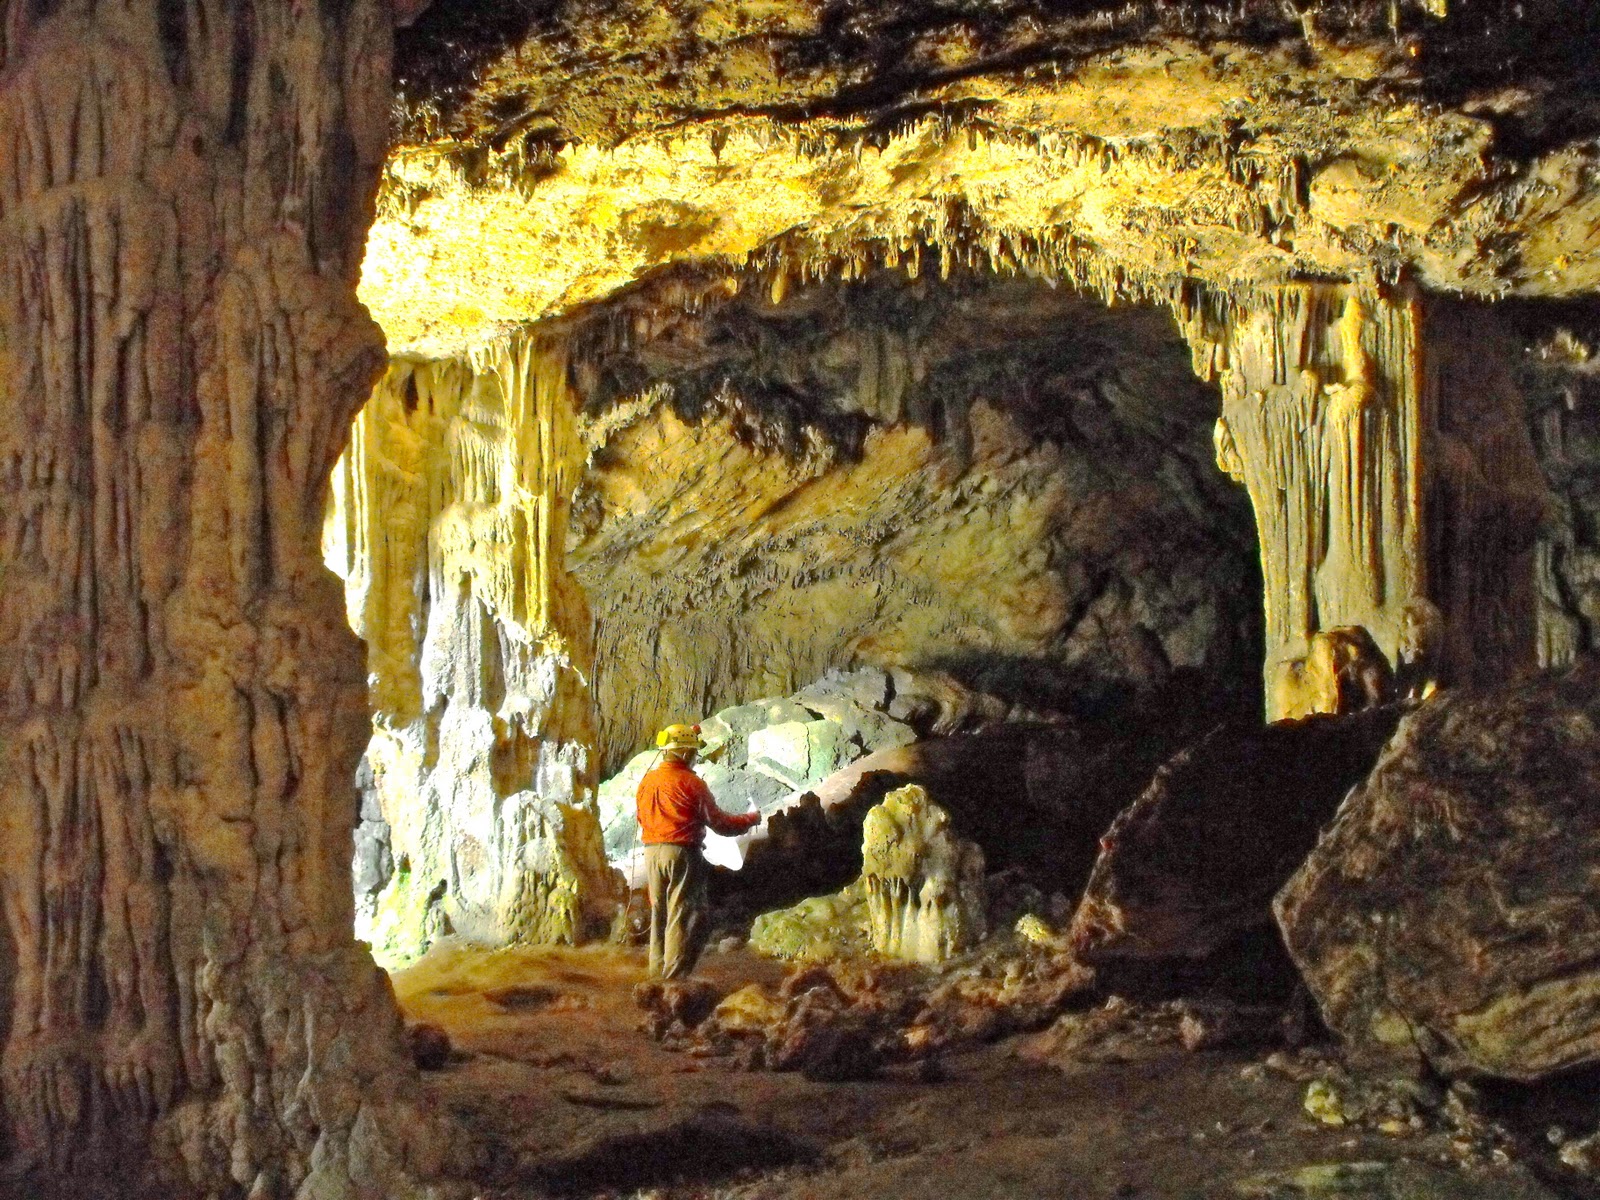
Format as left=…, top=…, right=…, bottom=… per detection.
left=1069, top=707, right=1403, bottom=968
left=1275, top=664, right=1600, bottom=1080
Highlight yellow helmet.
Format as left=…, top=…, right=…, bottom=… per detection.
left=656, top=723, right=704, bottom=751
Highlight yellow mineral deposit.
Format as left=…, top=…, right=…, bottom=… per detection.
left=325, top=337, right=619, bottom=961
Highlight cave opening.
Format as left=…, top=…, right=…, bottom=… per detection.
left=326, top=257, right=1273, bottom=965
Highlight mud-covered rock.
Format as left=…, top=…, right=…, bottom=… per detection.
left=634, top=979, right=723, bottom=1039
left=779, top=1021, right=883, bottom=1083
left=1018, top=996, right=1283, bottom=1068
left=747, top=881, right=874, bottom=961
left=1069, top=707, right=1403, bottom=968
left=1275, top=664, right=1600, bottom=1080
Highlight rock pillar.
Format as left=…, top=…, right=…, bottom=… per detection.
left=324, top=339, right=619, bottom=961
left=0, top=3, right=450, bottom=1195
left=1180, top=285, right=1545, bottom=720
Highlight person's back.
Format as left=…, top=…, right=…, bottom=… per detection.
left=635, top=724, right=760, bottom=978
left=637, top=757, right=755, bottom=847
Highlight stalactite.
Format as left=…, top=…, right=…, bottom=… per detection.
left=0, top=3, right=456, bottom=1196
left=324, top=337, right=620, bottom=962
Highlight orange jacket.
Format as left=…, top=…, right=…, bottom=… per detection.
left=636, top=759, right=760, bottom=847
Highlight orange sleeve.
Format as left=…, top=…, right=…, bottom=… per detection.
left=699, top=783, right=760, bottom=837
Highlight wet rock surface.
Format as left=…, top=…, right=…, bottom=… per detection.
left=1277, top=662, right=1600, bottom=1080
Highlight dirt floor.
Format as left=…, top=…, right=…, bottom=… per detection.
left=391, top=940, right=1599, bottom=1200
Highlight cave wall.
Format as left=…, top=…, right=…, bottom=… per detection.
left=1524, top=317, right=1600, bottom=667
left=0, top=3, right=450, bottom=1196
left=324, top=343, right=619, bottom=962
left=567, top=281, right=1264, bottom=773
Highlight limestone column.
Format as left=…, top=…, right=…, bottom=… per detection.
left=1179, top=284, right=1545, bottom=720
left=0, top=3, right=450, bottom=1195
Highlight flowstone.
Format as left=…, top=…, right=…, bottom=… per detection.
left=1181, top=286, right=1546, bottom=720
left=750, top=785, right=985, bottom=965
left=863, top=785, right=987, bottom=963
left=326, top=347, right=622, bottom=960
left=0, top=2, right=459, bottom=1193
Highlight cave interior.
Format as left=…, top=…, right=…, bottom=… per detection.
left=5, top=1, right=1600, bottom=1197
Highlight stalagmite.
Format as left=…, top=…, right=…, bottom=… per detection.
left=861, top=785, right=987, bottom=964
left=0, top=3, right=452, bottom=1196
left=750, top=785, right=985, bottom=966
left=324, top=341, right=620, bottom=960
left=1178, top=285, right=1547, bottom=719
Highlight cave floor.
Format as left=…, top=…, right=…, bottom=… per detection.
left=390, top=942, right=1574, bottom=1200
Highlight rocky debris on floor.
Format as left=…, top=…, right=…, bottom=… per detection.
left=637, top=963, right=906, bottom=1078
left=1245, top=1049, right=1563, bottom=1180
left=1068, top=706, right=1404, bottom=976
left=1276, top=662, right=1600, bottom=1080
left=749, top=785, right=987, bottom=964
left=1018, top=994, right=1287, bottom=1067
left=633, top=978, right=723, bottom=1040
left=1233, top=1159, right=1562, bottom=1200
left=899, top=941, right=1095, bottom=1054
left=635, top=938, right=1090, bottom=1080
left=1558, top=1129, right=1600, bottom=1176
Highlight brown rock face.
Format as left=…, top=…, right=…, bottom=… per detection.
left=1276, top=663, right=1600, bottom=1080
left=0, top=4, right=448, bottom=1195
left=570, top=280, right=1263, bottom=774
left=1069, top=707, right=1403, bottom=969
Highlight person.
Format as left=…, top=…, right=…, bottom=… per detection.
left=636, top=723, right=761, bottom=979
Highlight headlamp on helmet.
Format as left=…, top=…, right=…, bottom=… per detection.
left=656, top=723, right=704, bottom=751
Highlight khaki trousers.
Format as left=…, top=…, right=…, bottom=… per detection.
left=645, top=843, right=708, bottom=980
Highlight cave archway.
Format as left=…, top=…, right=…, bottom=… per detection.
left=329, top=225, right=1547, bottom=963
left=326, top=263, right=1279, bottom=956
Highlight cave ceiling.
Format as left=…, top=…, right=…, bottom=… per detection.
left=367, top=0, right=1600, bottom=359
